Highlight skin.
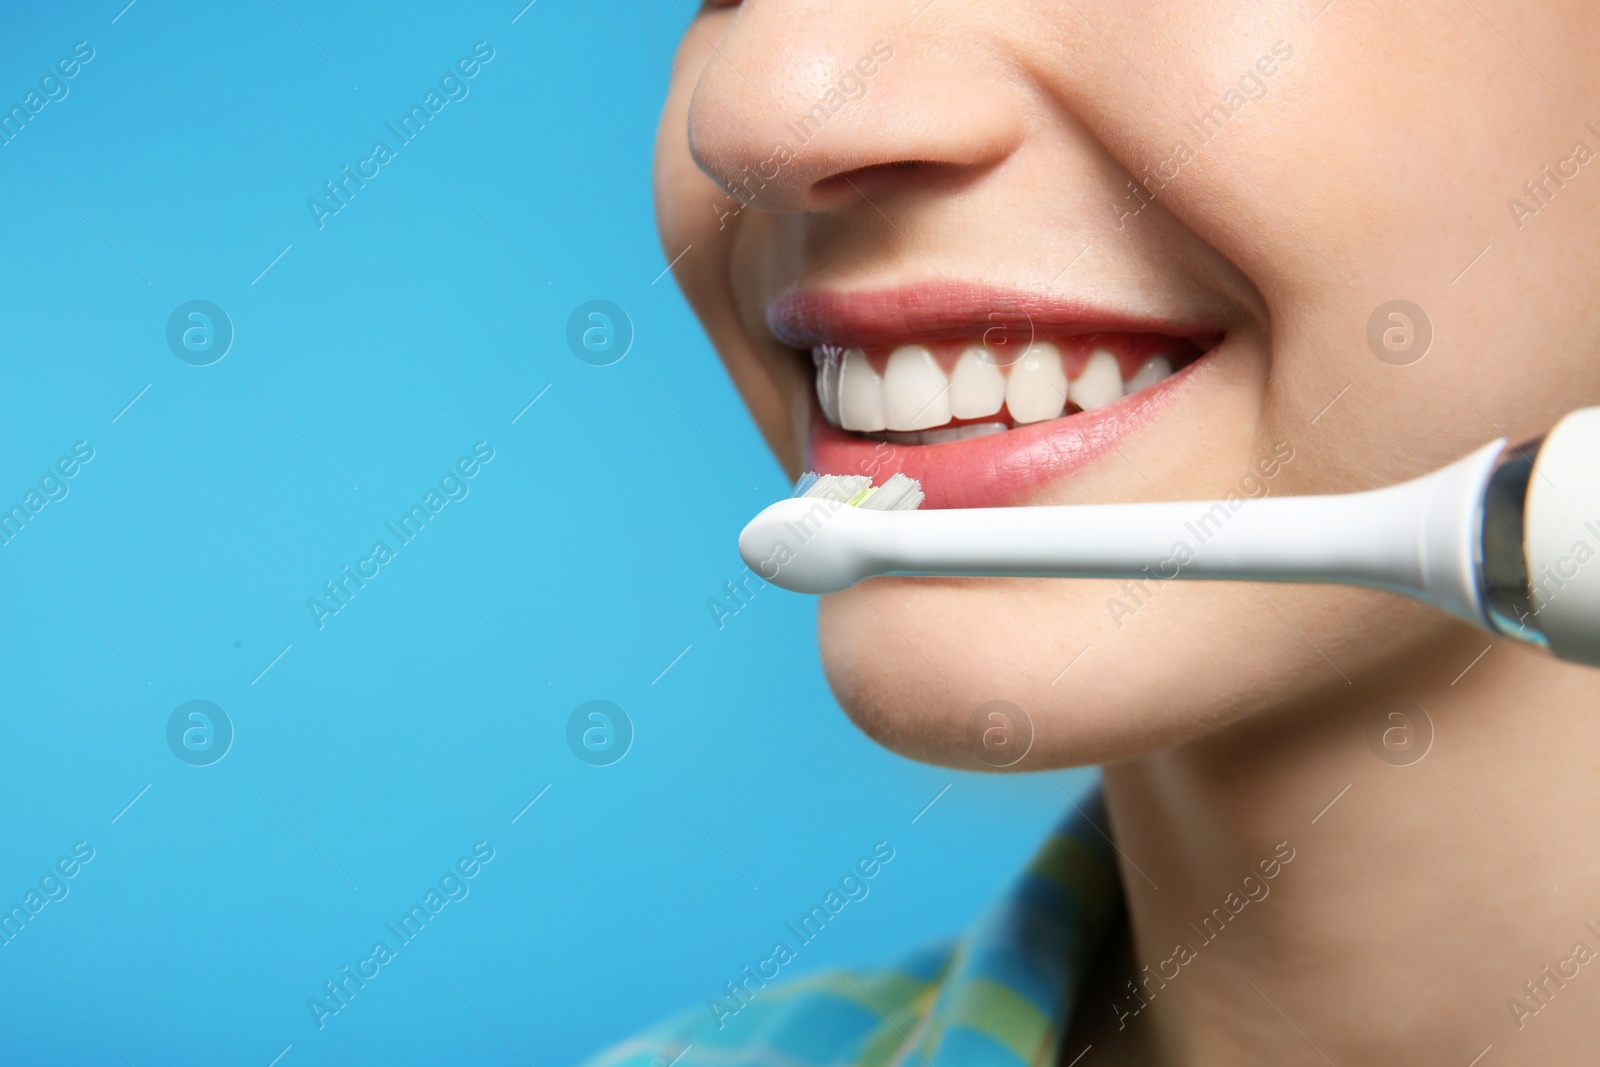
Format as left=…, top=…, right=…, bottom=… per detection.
left=655, top=1, right=1600, bottom=1062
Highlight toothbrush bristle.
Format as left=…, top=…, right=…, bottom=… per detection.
left=858, top=472, right=925, bottom=510
left=792, top=471, right=923, bottom=511
left=792, top=473, right=870, bottom=502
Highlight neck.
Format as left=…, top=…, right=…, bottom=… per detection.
left=1086, top=633, right=1600, bottom=1063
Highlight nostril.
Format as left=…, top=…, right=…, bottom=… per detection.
left=815, top=159, right=977, bottom=206
left=819, top=159, right=942, bottom=190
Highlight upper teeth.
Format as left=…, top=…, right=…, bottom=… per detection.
left=817, top=344, right=1177, bottom=433
left=882, top=345, right=950, bottom=430
left=1006, top=342, right=1070, bottom=425
left=837, top=349, right=883, bottom=431
left=949, top=347, right=1006, bottom=418
left=1124, top=354, right=1173, bottom=394
left=1070, top=349, right=1123, bottom=412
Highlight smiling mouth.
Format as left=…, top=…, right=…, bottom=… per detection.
left=812, top=333, right=1202, bottom=445
left=769, top=284, right=1224, bottom=508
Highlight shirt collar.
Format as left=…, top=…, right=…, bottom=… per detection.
left=915, top=785, right=1123, bottom=1064
left=583, top=785, right=1124, bottom=1067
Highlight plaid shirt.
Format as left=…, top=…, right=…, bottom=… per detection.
left=582, top=789, right=1122, bottom=1067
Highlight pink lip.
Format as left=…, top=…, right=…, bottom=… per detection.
left=767, top=283, right=1222, bottom=350
left=775, top=284, right=1219, bottom=509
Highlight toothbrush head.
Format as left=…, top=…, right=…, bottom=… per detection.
left=738, top=472, right=923, bottom=593
left=788, top=471, right=925, bottom=511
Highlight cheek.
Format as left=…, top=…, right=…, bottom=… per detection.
left=654, top=70, right=720, bottom=260
left=653, top=31, right=811, bottom=475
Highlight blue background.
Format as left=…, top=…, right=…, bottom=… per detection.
left=0, top=2, right=1093, bottom=1064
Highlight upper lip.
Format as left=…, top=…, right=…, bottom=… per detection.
left=767, top=282, right=1225, bottom=351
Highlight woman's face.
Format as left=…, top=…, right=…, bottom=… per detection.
left=655, top=1, right=1600, bottom=768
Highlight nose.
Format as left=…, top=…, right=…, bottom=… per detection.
left=686, top=5, right=1023, bottom=213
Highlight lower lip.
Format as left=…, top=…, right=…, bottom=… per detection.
left=806, top=355, right=1204, bottom=509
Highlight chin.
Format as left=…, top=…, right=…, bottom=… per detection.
left=817, top=573, right=1466, bottom=771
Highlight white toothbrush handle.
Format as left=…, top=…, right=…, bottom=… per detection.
left=865, top=440, right=1505, bottom=627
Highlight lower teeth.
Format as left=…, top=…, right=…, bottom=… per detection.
left=865, top=422, right=1010, bottom=446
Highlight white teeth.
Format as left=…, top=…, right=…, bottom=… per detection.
left=1004, top=342, right=1068, bottom=425
left=882, top=345, right=951, bottom=431
left=1124, top=354, right=1174, bottom=395
left=815, top=349, right=842, bottom=424
left=1069, top=349, right=1124, bottom=411
left=921, top=422, right=1004, bottom=447
left=949, top=347, right=1006, bottom=419
left=872, top=422, right=1007, bottom=446
left=838, top=347, right=885, bottom=432
left=918, top=422, right=1007, bottom=445
left=817, top=343, right=1181, bottom=433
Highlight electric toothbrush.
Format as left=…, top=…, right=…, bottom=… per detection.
left=739, top=406, right=1600, bottom=666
